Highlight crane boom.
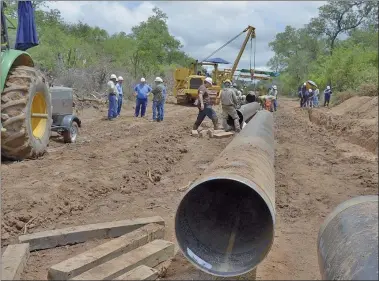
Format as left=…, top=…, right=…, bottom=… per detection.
left=230, top=25, right=256, bottom=79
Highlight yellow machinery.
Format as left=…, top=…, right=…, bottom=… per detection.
left=173, top=26, right=256, bottom=105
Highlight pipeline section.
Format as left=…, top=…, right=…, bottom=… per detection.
left=175, top=110, right=275, bottom=277
left=318, top=195, right=378, bottom=280
left=227, top=102, right=260, bottom=127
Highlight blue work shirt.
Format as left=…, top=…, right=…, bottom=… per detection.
left=134, top=83, right=152, bottom=100
left=116, top=83, right=123, bottom=96
left=162, top=86, right=167, bottom=99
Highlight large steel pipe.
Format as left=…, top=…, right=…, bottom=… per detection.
left=227, top=102, right=260, bottom=128
left=318, top=195, right=378, bottom=280
left=175, top=110, right=275, bottom=277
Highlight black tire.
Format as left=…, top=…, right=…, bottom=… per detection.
left=1, top=66, right=52, bottom=160
left=63, top=121, right=79, bottom=143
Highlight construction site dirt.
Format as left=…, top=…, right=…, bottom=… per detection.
left=1, top=97, right=378, bottom=280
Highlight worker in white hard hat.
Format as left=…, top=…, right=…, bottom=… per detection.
left=300, top=82, right=307, bottom=107
left=305, top=88, right=313, bottom=108
left=116, top=76, right=124, bottom=116
left=151, top=77, right=166, bottom=122
left=323, top=85, right=332, bottom=107
left=107, top=74, right=118, bottom=120
left=268, top=85, right=278, bottom=111
left=134, top=77, right=152, bottom=118
left=220, top=79, right=241, bottom=132
left=193, top=77, right=219, bottom=130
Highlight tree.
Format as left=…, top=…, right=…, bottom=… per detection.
left=308, top=0, right=377, bottom=55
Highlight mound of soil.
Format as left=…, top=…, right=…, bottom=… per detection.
left=309, top=96, right=378, bottom=153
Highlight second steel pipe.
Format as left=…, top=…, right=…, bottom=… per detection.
left=227, top=102, right=260, bottom=128
left=175, top=110, right=275, bottom=277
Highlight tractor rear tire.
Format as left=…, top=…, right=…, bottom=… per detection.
left=1, top=66, right=52, bottom=161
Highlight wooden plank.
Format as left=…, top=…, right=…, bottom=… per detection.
left=19, top=216, right=165, bottom=251
left=1, top=243, right=30, bottom=280
left=213, top=131, right=235, bottom=138
left=71, top=240, right=175, bottom=280
left=48, top=223, right=165, bottom=280
left=114, top=265, right=158, bottom=280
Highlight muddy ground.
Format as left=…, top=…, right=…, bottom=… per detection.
left=1, top=97, right=378, bottom=280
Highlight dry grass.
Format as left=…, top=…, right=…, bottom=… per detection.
left=332, top=82, right=378, bottom=106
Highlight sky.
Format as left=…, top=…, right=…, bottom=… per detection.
left=42, top=1, right=325, bottom=71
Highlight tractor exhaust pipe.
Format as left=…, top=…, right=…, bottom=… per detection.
left=227, top=102, right=260, bottom=128
left=175, top=110, right=275, bottom=277
left=318, top=195, right=378, bottom=280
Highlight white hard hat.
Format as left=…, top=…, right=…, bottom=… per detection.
left=141, top=77, right=146, bottom=82
left=304, top=82, right=307, bottom=86
left=118, top=76, right=124, bottom=81
left=309, top=89, right=313, bottom=92
left=204, top=77, right=213, bottom=84
left=110, top=74, right=117, bottom=80
left=273, top=85, right=277, bottom=89
left=327, top=86, right=330, bottom=90
left=154, top=77, right=163, bottom=82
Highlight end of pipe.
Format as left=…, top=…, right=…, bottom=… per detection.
left=175, top=177, right=275, bottom=277
left=227, top=110, right=243, bottom=127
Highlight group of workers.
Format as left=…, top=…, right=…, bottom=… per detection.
left=298, top=82, right=332, bottom=108
left=192, top=78, right=260, bottom=133
left=107, top=75, right=167, bottom=122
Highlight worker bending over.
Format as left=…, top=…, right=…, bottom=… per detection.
left=220, top=79, right=241, bottom=132
left=151, top=77, right=166, bottom=122
left=116, top=76, right=124, bottom=116
left=134, top=78, right=152, bottom=118
left=107, top=74, right=118, bottom=120
left=193, top=77, right=219, bottom=131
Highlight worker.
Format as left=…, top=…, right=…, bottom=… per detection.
left=269, top=85, right=278, bottom=111
left=134, top=77, right=152, bottom=118
left=313, top=87, right=320, bottom=107
left=300, top=82, right=307, bottom=107
left=114, top=77, right=120, bottom=117
left=193, top=77, right=219, bottom=131
left=107, top=74, right=118, bottom=120
left=220, top=79, right=241, bottom=132
left=116, top=76, right=124, bottom=116
left=308, top=88, right=314, bottom=107
left=324, top=86, right=332, bottom=107
left=151, top=77, right=166, bottom=122
left=305, top=88, right=313, bottom=108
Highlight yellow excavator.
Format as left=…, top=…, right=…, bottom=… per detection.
left=173, top=26, right=256, bottom=105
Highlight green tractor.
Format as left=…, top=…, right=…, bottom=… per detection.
left=1, top=1, right=52, bottom=160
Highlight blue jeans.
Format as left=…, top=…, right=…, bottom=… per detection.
left=161, top=98, right=166, bottom=120
left=117, top=95, right=123, bottom=115
left=135, top=98, right=147, bottom=117
left=194, top=106, right=217, bottom=129
left=313, top=95, right=319, bottom=107
left=273, top=99, right=278, bottom=111
left=108, top=94, right=117, bottom=119
left=152, top=99, right=165, bottom=121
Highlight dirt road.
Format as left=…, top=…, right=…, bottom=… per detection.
left=1, top=97, right=377, bottom=280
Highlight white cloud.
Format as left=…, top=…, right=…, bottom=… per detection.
left=42, top=1, right=325, bottom=70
